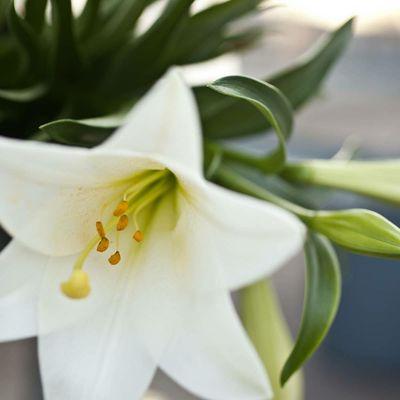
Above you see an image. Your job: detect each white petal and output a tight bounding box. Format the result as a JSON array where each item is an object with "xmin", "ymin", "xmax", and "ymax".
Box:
[
  {"xmin": 0, "ymin": 240, "xmax": 44, "ymax": 342},
  {"xmin": 39, "ymin": 303, "xmax": 157, "ymax": 400},
  {"xmin": 160, "ymin": 290, "xmax": 272, "ymax": 400},
  {"xmin": 0, "ymin": 240, "xmax": 46, "ymax": 296},
  {"xmin": 155, "ymin": 193, "xmax": 271, "ymax": 399},
  {"xmin": 39, "ymin": 245, "xmax": 132, "ymax": 334},
  {"xmin": 38, "ymin": 195, "xmax": 191, "ymax": 400},
  {"xmin": 0, "ymin": 283, "xmax": 38, "ymax": 342},
  {"xmin": 100, "ymin": 68, "xmax": 203, "ymax": 175},
  {"xmin": 0, "ymin": 138, "xmax": 167, "ymax": 255},
  {"xmin": 194, "ymin": 183, "xmax": 305, "ymax": 290}
]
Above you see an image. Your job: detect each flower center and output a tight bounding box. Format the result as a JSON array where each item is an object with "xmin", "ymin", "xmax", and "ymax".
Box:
[{"xmin": 61, "ymin": 169, "xmax": 176, "ymax": 299}]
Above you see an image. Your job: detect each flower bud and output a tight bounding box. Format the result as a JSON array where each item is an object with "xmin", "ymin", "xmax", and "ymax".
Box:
[
  {"xmin": 282, "ymin": 160, "xmax": 400, "ymax": 206},
  {"xmin": 309, "ymin": 209, "xmax": 400, "ymax": 257}
]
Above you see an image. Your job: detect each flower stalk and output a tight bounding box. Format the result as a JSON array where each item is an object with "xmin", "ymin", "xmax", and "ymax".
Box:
[{"xmin": 281, "ymin": 160, "xmax": 400, "ymax": 206}]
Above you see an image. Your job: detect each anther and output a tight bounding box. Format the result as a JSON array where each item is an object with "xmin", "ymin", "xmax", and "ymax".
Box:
[
  {"xmin": 61, "ymin": 271, "xmax": 91, "ymax": 299},
  {"xmin": 113, "ymin": 201, "xmax": 128, "ymax": 217},
  {"xmin": 96, "ymin": 221, "xmax": 106, "ymax": 238},
  {"xmin": 117, "ymin": 215, "xmax": 129, "ymax": 231},
  {"xmin": 133, "ymin": 230, "xmax": 144, "ymax": 243},
  {"xmin": 108, "ymin": 251, "xmax": 121, "ymax": 265},
  {"xmin": 97, "ymin": 237, "xmax": 109, "ymax": 252}
]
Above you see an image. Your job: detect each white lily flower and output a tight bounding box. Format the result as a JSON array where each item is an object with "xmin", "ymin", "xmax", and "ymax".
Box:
[{"xmin": 0, "ymin": 69, "xmax": 304, "ymax": 400}]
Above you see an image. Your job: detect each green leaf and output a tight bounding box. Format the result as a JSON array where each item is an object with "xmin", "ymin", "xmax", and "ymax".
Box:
[
  {"xmin": 107, "ymin": 0, "xmax": 195, "ymax": 94},
  {"xmin": 84, "ymin": 0, "xmax": 149, "ymax": 54},
  {"xmin": 208, "ymin": 75, "xmax": 292, "ymax": 173},
  {"xmin": 0, "ymin": 0, "xmax": 9, "ymax": 24},
  {"xmin": 163, "ymin": 0, "xmax": 262, "ymax": 64},
  {"xmin": 25, "ymin": 0, "xmax": 47, "ymax": 32},
  {"xmin": 199, "ymin": 18, "xmax": 354, "ymax": 139},
  {"xmin": 271, "ymin": 18, "xmax": 354, "ymax": 109},
  {"xmin": 183, "ymin": 26, "xmax": 263, "ymax": 64},
  {"xmin": 0, "ymin": 84, "xmax": 46, "ymax": 102},
  {"xmin": 0, "ymin": 36, "xmax": 26, "ymax": 87},
  {"xmin": 241, "ymin": 280, "xmax": 304, "ymax": 400},
  {"xmin": 281, "ymin": 232, "xmax": 341, "ymax": 386},
  {"xmin": 39, "ymin": 114, "xmax": 124, "ymax": 146},
  {"xmin": 50, "ymin": 0, "xmax": 82, "ymax": 82},
  {"xmin": 7, "ymin": 1, "xmax": 44, "ymax": 76},
  {"xmin": 77, "ymin": 0, "xmax": 102, "ymax": 39},
  {"xmin": 309, "ymin": 209, "xmax": 400, "ymax": 258}
]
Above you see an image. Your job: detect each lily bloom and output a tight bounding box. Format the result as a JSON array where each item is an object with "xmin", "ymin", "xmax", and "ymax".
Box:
[{"xmin": 0, "ymin": 70, "xmax": 304, "ymax": 400}]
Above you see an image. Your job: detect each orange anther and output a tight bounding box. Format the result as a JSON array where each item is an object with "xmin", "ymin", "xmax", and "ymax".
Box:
[
  {"xmin": 117, "ymin": 215, "xmax": 129, "ymax": 231},
  {"xmin": 97, "ymin": 237, "xmax": 109, "ymax": 252},
  {"xmin": 133, "ymin": 230, "xmax": 144, "ymax": 243},
  {"xmin": 108, "ymin": 251, "xmax": 121, "ymax": 265},
  {"xmin": 113, "ymin": 201, "xmax": 128, "ymax": 217},
  {"xmin": 96, "ymin": 221, "xmax": 106, "ymax": 238}
]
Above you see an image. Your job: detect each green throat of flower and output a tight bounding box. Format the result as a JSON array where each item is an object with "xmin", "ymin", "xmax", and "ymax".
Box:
[{"xmin": 61, "ymin": 169, "xmax": 177, "ymax": 300}]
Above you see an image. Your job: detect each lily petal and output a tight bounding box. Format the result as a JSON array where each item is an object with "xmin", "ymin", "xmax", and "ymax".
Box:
[
  {"xmin": 39, "ymin": 303, "xmax": 157, "ymax": 400},
  {"xmin": 160, "ymin": 289, "xmax": 272, "ymax": 400},
  {"xmin": 0, "ymin": 139, "xmax": 167, "ymax": 256},
  {"xmin": 100, "ymin": 69, "xmax": 203, "ymax": 175},
  {"xmin": 0, "ymin": 240, "xmax": 46, "ymax": 296},
  {"xmin": 0, "ymin": 283, "xmax": 38, "ymax": 341},
  {"xmin": 196, "ymin": 183, "xmax": 305, "ymax": 290},
  {"xmin": 38, "ymin": 195, "xmax": 195, "ymax": 399}
]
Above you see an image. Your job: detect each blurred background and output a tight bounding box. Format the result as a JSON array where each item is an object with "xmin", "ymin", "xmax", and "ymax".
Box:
[{"xmin": 0, "ymin": 0, "xmax": 399, "ymax": 399}]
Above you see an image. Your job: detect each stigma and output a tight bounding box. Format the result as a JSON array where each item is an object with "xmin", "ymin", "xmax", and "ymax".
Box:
[{"xmin": 61, "ymin": 169, "xmax": 176, "ymax": 299}]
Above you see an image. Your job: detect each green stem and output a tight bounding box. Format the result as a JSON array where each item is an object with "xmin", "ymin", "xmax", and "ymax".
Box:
[
  {"xmin": 206, "ymin": 140, "xmax": 282, "ymax": 174},
  {"xmin": 214, "ymin": 163, "xmax": 315, "ymax": 222}
]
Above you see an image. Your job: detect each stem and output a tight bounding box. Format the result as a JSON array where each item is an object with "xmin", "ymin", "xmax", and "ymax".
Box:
[
  {"xmin": 214, "ymin": 163, "xmax": 315, "ymax": 222},
  {"xmin": 205, "ymin": 140, "xmax": 282, "ymax": 174}
]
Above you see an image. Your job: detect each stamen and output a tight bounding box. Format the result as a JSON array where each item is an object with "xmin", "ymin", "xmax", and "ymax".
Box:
[
  {"xmin": 61, "ymin": 271, "xmax": 91, "ymax": 299},
  {"xmin": 133, "ymin": 230, "xmax": 144, "ymax": 242},
  {"xmin": 113, "ymin": 201, "xmax": 128, "ymax": 217},
  {"xmin": 97, "ymin": 237, "xmax": 109, "ymax": 252},
  {"xmin": 108, "ymin": 251, "xmax": 121, "ymax": 265},
  {"xmin": 117, "ymin": 215, "xmax": 129, "ymax": 231},
  {"xmin": 96, "ymin": 221, "xmax": 106, "ymax": 238}
]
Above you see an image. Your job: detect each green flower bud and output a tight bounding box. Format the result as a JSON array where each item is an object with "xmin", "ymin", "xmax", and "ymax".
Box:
[
  {"xmin": 282, "ymin": 160, "xmax": 400, "ymax": 205},
  {"xmin": 309, "ymin": 209, "xmax": 400, "ymax": 258}
]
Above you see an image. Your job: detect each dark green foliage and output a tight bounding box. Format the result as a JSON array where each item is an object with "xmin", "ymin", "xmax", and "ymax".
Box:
[{"xmin": 0, "ymin": 0, "xmax": 263, "ymax": 139}]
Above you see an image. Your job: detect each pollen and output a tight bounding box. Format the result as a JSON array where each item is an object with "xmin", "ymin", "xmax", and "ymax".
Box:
[
  {"xmin": 113, "ymin": 201, "xmax": 128, "ymax": 217},
  {"xmin": 61, "ymin": 271, "xmax": 91, "ymax": 299},
  {"xmin": 96, "ymin": 221, "xmax": 106, "ymax": 238},
  {"xmin": 133, "ymin": 230, "xmax": 144, "ymax": 243},
  {"xmin": 97, "ymin": 237, "xmax": 109, "ymax": 252},
  {"xmin": 108, "ymin": 251, "xmax": 121, "ymax": 265},
  {"xmin": 117, "ymin": 215, "xmax": 129, "ymax": 231}
]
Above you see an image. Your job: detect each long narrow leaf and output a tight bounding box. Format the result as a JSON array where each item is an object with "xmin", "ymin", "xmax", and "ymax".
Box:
[
  {"xmin": 208, "ymin": 75, "xmax": 292, "ymax": 173},
  {"xmin": 107, "ymin": 0, "xmax": 195, "ymax": 94},
  {"xmin": 0, "ymin": 84, "xmax": 46, "ymax": 102},
  {"xmin": 7, "ymin": 1, "xmax": 43, "ymax": 76},
  {"xmin": 50, "ymin": 0, "xmax": 81, "ymax": 82},
  {"xmin": 163, "ymin": 0, "xmax": 262, "ymax": 64},
  {"xmin": 281, "ymin": 232, "xmax": 341, "ymax": 385},
  {"xmin": 84, "ymin": 0, "xmax": 149, "ymax": 54},
  {"xmin": 198, "ymin": 18, "xmax": 354, "ymax": 139},
  {"xmin": 25, "ymin": 0, "xmax": 47, "ymax": 32},
  {"xmin": 77, "ymin": 0, "xmax": 102, "ymax": 39},
  {"xmin": 40, "ymin": 114, "xmax": 125, "ymax": 146}
]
